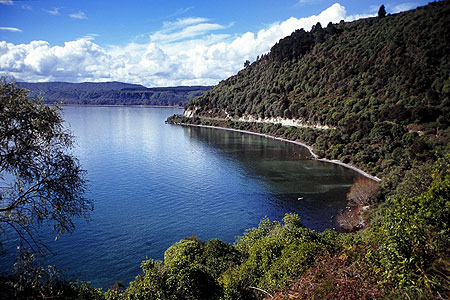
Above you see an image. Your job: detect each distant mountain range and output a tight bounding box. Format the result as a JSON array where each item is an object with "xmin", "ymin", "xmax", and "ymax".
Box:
[{"xmin": 17, "ymin": 81, "xmax": 211, "ymax": 106}]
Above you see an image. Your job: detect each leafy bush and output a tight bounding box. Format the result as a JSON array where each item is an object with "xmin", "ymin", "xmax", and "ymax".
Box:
[
  {"xmin": 375, "ymin": 157, "xmax": 450, "ymax": 297},
  {"xmin": 221, "ymin": 214, "xmax": 333, "ymax": 299}
]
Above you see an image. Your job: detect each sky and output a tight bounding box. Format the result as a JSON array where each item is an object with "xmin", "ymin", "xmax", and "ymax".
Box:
[{"xmin": 0, "ymin": 0, "xmax": 431, "ymax": 87}]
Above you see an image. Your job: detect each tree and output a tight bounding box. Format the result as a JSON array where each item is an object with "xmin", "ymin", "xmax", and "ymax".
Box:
[
  {"xmin": 0, "ymin": 77, "xmax": 92, "ymax": 253},
  {"xmin": 378, "ymin": 5, "xmax": 386, "ymax": 18},
  {"xmin": 346, "ymin": 177, "xmax": 379, "ymax": 206},
  {"xmin": 244, "ymin": 60, "xmax": 250, "ymax": 68},
  {"xmin": 337, "ymin": 178, "xmax": 380, "ymax": 231}
]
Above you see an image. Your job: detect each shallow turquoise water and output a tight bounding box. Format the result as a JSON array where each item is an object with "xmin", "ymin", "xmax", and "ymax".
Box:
[{"xmin": 1, "ymin": 106, "xmax": 360, "ymax": 288}]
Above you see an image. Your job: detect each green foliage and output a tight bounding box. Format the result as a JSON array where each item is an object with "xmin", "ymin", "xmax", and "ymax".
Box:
[
  {"xmin": 0, "ymin": 252, "xmax": 106, "ymax": 300},
  {"xmin": 204, "ymin": 239, "xmax": 241, "ymax": 278},
  {"xmin": 234, "ymin": 217, "xmax": 280, "ymax": 254},
  {"xmin": 0, "ymin": 77, "xmax": 92, "ymax": 253},
  {"xmin": 221, "ymin": 214, "xmax": 333, "ymax": 299},
  {"xmin": 124, "ymin": 259, "xmax": 168, "ymax": 300},
  {"xmin": 70, "ymin": 281, "xmax": 106, "ymax": 300},
  {"xmin": 265, "ymin": 156, "xmax": 449, "ymax": 299},
  {"xmin": 375, "ymin": 157, "xmax": 450, "ymax": 297},
  {"xmin": 164, "ymin": 239, "xmax": 220, "ymax": 300},
  {"xmin": 164, "ymin": 239, "xmax": 205, "ymax": 272},
  {"xmin": 94, "ymin": 214, "xmax": 340, "ymax": 300},
  {"xmin": 124, "ymin": 236, "xmax": 239, "ymax": 300}
]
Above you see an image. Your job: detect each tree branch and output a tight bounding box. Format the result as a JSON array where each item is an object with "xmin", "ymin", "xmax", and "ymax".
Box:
[{"xmin": 249, "ymin": 286, "xmax": 273, "ymax": 298}]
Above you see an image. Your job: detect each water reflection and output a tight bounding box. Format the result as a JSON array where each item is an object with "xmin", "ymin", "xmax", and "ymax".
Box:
[{"xmin": 183, "ymin": 126, "xmax": 361, "ymax": 230}]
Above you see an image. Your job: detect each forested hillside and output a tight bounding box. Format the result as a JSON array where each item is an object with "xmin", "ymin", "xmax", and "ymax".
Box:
[
  {"xmin": 17, "ymin": 81, "xmax": 211, "ymax": 106},
  {"xmin": 163, "ymin": 3, "xmax": 450, "ymax": 298},
  {"xmin": 174, "ymin": 0, "xmax": 450, "ymax": 182}
]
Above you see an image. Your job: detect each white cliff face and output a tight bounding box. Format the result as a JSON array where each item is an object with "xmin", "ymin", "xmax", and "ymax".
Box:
[
  {"xmin": 236, "ymin": 114, "xmax": 333, "ymax": 130},
  {"xmin": 183, "ymin": 106, "xmax": 200, "ymax": 118},
  {"xmin": 182, "ymin": 109, "xmax": 333, "ymax": 130},
  {"xmin": 184, "ymin": 110, "xmax": 194, "ymax": 117}
]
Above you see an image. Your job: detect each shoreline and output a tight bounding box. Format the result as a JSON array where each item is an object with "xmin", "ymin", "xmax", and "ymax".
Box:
[
  {"xmin": 60, "ymin": 104, "xmax": 185, "ymax": 108},
  {"xmin": 175, "ymin": 122, "xmax": 382, "ymax": 182}
]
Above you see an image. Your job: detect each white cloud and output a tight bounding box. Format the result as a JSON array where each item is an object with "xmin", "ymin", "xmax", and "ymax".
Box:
[
  {"xmin": 0, "ymin": 39, "xmax": 112, "ymax": 81},
  {"xmin": 390, "ymin": 3, "xmax": 418, "ymax": 13},
  {"xmin": 69, "ymin": 11, "xmax": 87, "ymax": 19},
  {"xmin": 296, "ymin": 0, "xmax": 316, "ymax": 5},
  {"xmin": 83, "ymin": 33, "xmax": 100, "ymax": 41},
  {"xmin": 164, "ymin": 7, "xmax": 194, "ymax": 19},
  {"xmin": 0, "ymin": 0, "xmax": 13, "ymax": 5},
  {"xmin": 0, "ymin": 27, "xmax": 22, "ymax": 32},
  {"xmin": 345, "ymin": 12, "xmax": 376, "ymax": 21},
  {"xmin": 150, "ymin": 17, "xmax": 230, "ymax": 44},
  {"xmin": 0, "ymin": 3, "xmax": 389, "ymax": 87},
  {"xmin": 44, "ymin": 8, "xmax": 60, "ymax": 16},
  {"xmin": 163, "ymin": 17, "xmax": 210, "ymax": 29}
]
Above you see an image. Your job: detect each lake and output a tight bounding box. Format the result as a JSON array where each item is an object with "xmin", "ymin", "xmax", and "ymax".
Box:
[{"xmin": 1, "ymin": 106, "xmax": 361, "ymax": 288}]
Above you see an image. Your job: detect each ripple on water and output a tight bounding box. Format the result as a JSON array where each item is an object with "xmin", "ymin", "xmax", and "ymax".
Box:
[{"xmin": 1, "ymin": 107, "xmax": 360, "ymax": 288}]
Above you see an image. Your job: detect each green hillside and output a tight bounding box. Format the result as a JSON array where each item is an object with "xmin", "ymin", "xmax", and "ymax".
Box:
[
  {"xmin": 165, "ymin": 2, "xmax": 450, "ymax": 298},
  {"xmin": 17, "ymin": 81, "xmax": 211, "ymax": 106},
  {"xmin": 171, "ymin": 0, "xmax": 450, "ymax": 183}
]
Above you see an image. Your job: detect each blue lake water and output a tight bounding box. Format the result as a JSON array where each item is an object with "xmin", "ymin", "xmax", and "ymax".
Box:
[{"xmin": 1, "ymin": 106, "xmax": 360, "ymax": 288}]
